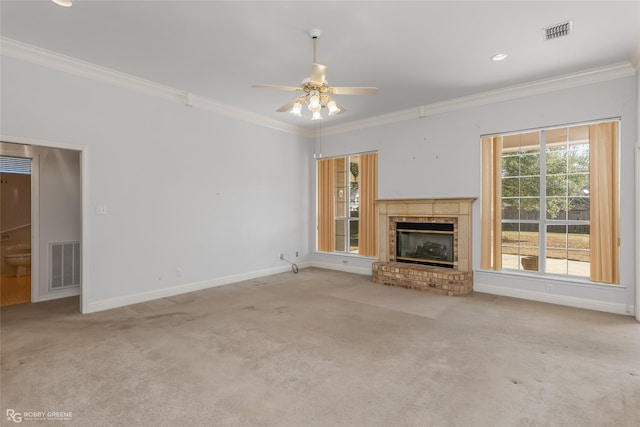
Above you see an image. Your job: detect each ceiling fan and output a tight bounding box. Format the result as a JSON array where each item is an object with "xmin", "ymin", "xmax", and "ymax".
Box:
[{"xmin": 252, "ymin": 29, "xmax": 378, "ymax": 120}]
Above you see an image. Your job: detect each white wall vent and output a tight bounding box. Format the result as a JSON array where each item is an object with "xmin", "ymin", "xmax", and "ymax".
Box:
[
  {"xmin": 543, "ymin": 20, "xmax": 573, "ymax": 40},
  {"xmin": 50, "ymin": 241, "xmax": 81, "ymax": 289}
]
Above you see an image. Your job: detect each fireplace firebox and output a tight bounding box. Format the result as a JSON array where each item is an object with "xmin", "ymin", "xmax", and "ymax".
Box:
[{"xmin": 396, "ymin": 222, "xmax": 454, "ymax": 268}]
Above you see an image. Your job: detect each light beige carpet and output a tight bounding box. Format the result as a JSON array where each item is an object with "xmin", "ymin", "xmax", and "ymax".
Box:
[{"xmin": 1, "ymin": 268, "xmax": 639, "ymax": 426}]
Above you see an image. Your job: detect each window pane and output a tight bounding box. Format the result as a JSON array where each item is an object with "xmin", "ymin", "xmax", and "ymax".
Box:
[
  {"xmin": 568, "ymin": 147, "xmax": 589, "ymax": 173},
  {"xmin": 520, "ymin": 197, "xmax": 539, "ymax": 220},
  {"xmin": 568, "ymin": 173, "xmax": 589, "ymax": 197},
  {"xmin": 502, "ymin": 177, "xmax": 519, "ymax": 198},
  {"xmin": 502, "ymin": 198, "xmax": 519, "ymax": 219},
  {"xmin": 545, "ymin": 224, "xmax": 589, "ymax": 277},
  {"xmin": 501, "ymin": 222, "xmax": 519, "ymax": 244},
  {"xmin": 546, "ymin": 175, "xmax": 567, "ymax": 196},
  {"xmin": 546, "ymin": 252, "xmax": 568, "ymax": 275},
  {"xmin": 502, "ymin": 156, "xmax": 520, "ymax": 177},
  {"xmin": 546, "ymin": 148, "xmax": 567, "ymax": 175},
  {"xmin": 568, "ymin": 196, "xmax": 589, "ymax": 220},
  {"xmin": 349, "ymin": 156, "xmax": 359, "ymax": 220},
  {"xmin": 335, "ymin": 158, "xmax": 347, "ymax": 217},
  {"xmin": 349, "ymin": 219, "xmax": 359, "ymax": 253},
  {"xmin": 520, "ymin": 153, "xmax": 540, "ymax": 176},
  {"xmin": 501, "ymin": 223, "xmax": 539, "ymax": 272},
  {"xmin": 520, "ymin": 176, "xmax": 540, "ymax": 196},
  {"xmin": 568, "ymin": 224, "xmax": 589, "ymax": 250},
  {"xmin": 567, "ymin": 250, "xmax": 590, "ymax": 276},
  {"xmin": 546, "ymin": 223, "xmax": 567, "ymax": 274},
  {"xmin": 335, "ymin": 219, "xmax": 346, "ymax": 252},
  {"xmin": 546, "ymin": 224, "xmax": 566, "ymax": 249},
  {"xmin": 546, "ymin": 197, "xmax": 567, "ymax": 220}
]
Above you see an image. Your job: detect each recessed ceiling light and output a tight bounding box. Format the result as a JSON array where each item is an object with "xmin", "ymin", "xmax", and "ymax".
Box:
[
  {"xmin": 52, "ymin": 0, "xmax": 73, "ymax": 7},
  {"xmin": 491, "ymin": 53, "xmax": 508, "ymax": 62}
]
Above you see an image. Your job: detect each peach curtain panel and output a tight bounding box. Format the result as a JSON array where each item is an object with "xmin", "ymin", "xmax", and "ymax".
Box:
[
  {"xmin": 589, "ymin": 122, "xmax": 620, "ymax": 283},
  {"xmin": 317, "ymin": 158, "xmax": 335, "ymax": 252},
  {"xmin": 480, "ymin": 136, "xmax": 503, "ymax": 270},
  {"xmin": 359, "ymin": 153, "xmax": 378, "ymax": 257}
]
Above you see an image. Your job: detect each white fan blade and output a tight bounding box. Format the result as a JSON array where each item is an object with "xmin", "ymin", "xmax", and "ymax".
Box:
[
  {"xmin": 329, "ymin": 87, "xmax": 378, "ymax": 95},
  {"xmin": 252, "ymin": 84, "xmax": 303, "ymax": 92},
  {"xmin": 276, "ymin": 99, "xmax": 299, "ymax": 112},
  {"xmin": 310, "ymin": 63, "xmax": 328, "ymax": 85}
]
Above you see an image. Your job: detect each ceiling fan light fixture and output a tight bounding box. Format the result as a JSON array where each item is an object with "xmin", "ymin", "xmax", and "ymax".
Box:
[
  {"xmin": 308, "ymin": 91, "xmax": 321, "ymax": 110},
  {"xmin": 327, "ymin": 99, "xmax": 340, "ymax": 116},
  {"xmin": 289, "ymin": 101, "xmax": 302, "ymax": 117},
  {"xmin": 52, "ymin": 0, "xmax": 73, "ymax": 7},
  {"xmin": 312, "ymin": 110, "xmax": 323, "ymax": 120}
]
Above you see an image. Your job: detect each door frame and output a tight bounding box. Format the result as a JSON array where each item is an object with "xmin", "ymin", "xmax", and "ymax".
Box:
[{"xmin": 0, "ymin": 136, "xmax": 88, "ymax": 312}]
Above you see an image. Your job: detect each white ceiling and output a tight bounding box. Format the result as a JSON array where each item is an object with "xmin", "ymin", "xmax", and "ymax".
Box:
[{"xmin": 1, "ymin": 1, "xmax": 639, "ymax": 131}]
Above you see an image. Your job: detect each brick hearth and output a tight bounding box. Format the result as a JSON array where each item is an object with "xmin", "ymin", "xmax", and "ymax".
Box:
[
  {"xmin": 372, "ymin": 262, "xmax": 473, "ymax": 296},
  {"xmin": 373, "ymin": 198, "xmax": 476, "ymax": 296}
]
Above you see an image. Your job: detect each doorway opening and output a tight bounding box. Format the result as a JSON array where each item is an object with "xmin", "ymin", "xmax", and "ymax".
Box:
[{"xmin": 0, "ymin": 140, "xmax": 84, "ymax": 310}]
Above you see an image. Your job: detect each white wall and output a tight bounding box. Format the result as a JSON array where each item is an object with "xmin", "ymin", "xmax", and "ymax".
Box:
[
  {"xmin": 1, "ymin": 56, "xmax": 310, "ymax": 313},
  {"xmin": 310, "ymin": 76, "xmax": 637, "ymax": 316}
]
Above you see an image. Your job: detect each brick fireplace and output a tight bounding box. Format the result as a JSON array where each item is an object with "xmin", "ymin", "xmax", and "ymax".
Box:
[{"xmin": 372, "ymin": 198, "xmax": 476, "ymax": 296}]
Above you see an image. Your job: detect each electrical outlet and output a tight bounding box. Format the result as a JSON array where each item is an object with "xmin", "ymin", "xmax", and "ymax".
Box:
[
  {"xmin": 96, "ymin": 205, "xmax": 108, "ymax": 215},
  {"xmin": 546, "ymin": 284, "xmax": 553, "ymax": 292},
  {"xmin": 176, "ymin": 267, "xmax": 182, "ymax": 277},
  {"xmin": 279, "ymin": 253, "xmax": 284, "ymax": 260},
  {"xmin": 296, "ymin": 251, "xmax": 299, "ymax": 257}
]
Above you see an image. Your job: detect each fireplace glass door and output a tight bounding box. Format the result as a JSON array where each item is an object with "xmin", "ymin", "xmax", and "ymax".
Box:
[{"xmin": 396, "ymin": 222, "xmax": 454, "ymax": 268}]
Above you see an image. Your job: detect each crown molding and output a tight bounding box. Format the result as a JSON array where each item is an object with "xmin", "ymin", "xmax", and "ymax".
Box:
[
  {"xmin": 2, "ymin": 37, "xmax": 634, "ymax": 139},
  {"xmin": 0, "ymin": 37, "xmax": 302, "ymax": 136},
  {"xmin": 321, "ymin": 62, "xmax": 636, "ymax": 136}
]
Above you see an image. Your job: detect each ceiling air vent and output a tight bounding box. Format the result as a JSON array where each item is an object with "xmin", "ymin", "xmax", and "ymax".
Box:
[{"xmin": 543, "ymin": 20, "xmax": 573, "ymax": 40}]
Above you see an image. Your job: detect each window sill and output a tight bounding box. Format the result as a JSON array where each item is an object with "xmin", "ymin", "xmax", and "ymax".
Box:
[
  {"xmin": 313, "ymin": 251, "xmax": 378, "ymax": 261},
  {"xmin": 475, "ymin": 268, "xmax": 626, "ymax": 291}
]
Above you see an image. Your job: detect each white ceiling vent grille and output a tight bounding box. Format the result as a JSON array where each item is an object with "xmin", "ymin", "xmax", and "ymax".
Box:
[{"xmin": 543, "ymin": 20, "xmax": 573, "ymax": 40}]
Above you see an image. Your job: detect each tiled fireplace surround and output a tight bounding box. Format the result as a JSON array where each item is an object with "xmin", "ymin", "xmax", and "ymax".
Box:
[{"xmin": 372, "ymin": 198, "xmax": 475, "ymax": 296}]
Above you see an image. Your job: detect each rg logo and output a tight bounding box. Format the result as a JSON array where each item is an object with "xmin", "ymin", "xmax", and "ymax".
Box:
[{"xmin": 6, "ymin": 409, "xmax": 22, "ymax": 423}]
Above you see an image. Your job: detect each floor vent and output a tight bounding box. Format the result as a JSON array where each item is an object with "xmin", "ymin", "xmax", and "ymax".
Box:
[
  {"xmin": 543, "ymin": 20, "xmax": 573, "ymax": 40},
  {"xmin": 50, "ymin": 242, "xmax": 81, "ymax": 289}
]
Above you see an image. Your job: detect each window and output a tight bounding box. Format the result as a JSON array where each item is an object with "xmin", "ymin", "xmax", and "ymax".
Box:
[
  {"xmin": 0, "ymin": 156, "xmax": 31, "ymax": 175},
  {"xmin": 317, "ymin": 152, "xmax": 378, "ymax": 256},
  {"xmin": 481, "ymin": 121, "xmax": 619, "ymax": 283}
]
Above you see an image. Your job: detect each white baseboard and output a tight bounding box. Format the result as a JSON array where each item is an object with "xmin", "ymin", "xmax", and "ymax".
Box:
[
  {"xmin": 82, "ymin": 263, "xmax": 310, "ymax": 314},
  {"xmin": 474, "ymin": 282, "xmax": 634, "ymax": 316},
  {"xmin": 310, "ymin": 261, "xmax": 373, "ymax": 276}
]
